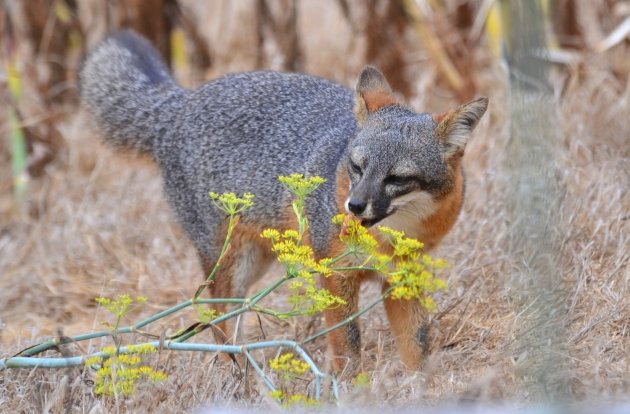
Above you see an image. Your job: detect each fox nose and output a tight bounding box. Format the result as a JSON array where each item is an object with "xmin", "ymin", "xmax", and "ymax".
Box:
[{"xmin": 347, "ymin": 199, "xmax": 367, "ymax": 215}]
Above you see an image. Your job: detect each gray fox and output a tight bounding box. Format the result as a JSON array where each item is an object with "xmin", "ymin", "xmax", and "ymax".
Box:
[{"xmin": 79, "ymin": 31, "xmax": 488, "ymax": 374}]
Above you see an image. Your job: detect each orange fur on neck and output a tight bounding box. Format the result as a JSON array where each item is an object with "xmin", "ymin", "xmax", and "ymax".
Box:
[{"xmin": 419, "ymin": 158, "xmax": 464, "ymax": 250}]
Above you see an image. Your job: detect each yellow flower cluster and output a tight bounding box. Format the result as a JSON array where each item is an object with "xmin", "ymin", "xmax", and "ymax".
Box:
[
  {"xmin": 388, "ymin": 262, "xmax": 447, "ymax": 309},
  {"xmin": 261, "ymin": 228, "xmax": 345, "ymax": 316},
  {"xmin": 333, "ymin": 214, "xmax": 379, "ymax": 255},
  {"xmin": 278, "ymin": 174, "xmax": 326, "ymax": 198},
  {"xmin": 330, "ymin": 214, "xmax": 449, "ymax": 311},
  {"xmin": 278, "ymin": 174, "xmax": 327, "ymax": 238},
  {"xmin": 379, "ymin": 226, "xmax": 424, "ymax": 257},
  {"xmin": 379, "ymin": 226, "xmax": 448, "ymax": 310},
  {"xmin": 95, "ymin": 294, "xmax": 147, "ymax": 319},
  {"xmin": 85, "ymin": 344, "xmax": 167, "ymax": 397},
  {"xmin": 268, "ymin": 353, "xmax": 318, "ymax": 406},
  {"xmin": 208, "ymin": 192, "xmax": 254, "ymax": 215},
  {"xmin": 352, "ymin": 371, "xmax": 371, "ymax": 388},
  {"xmin": 269, "ymin": 352, "xmax": 310, "ymax": 377},
  {"xmin": 195, "ymin": 306, "xmax": 222, "ymax": 324},
  {"xmin": 270, "ymin": 390, "xmax": 319, "ymax": 407},
  {"xmin": 264, "ymin": 230, "xmax": 330, "ymax": 275}
]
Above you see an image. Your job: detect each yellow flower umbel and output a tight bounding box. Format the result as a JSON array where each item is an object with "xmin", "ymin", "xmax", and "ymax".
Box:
[
  {"xmin": 195, "ymin": 191, "xmax": 256, "ymax": 299},
  {"xmin": 85, "ymin": 344, "xmax": 167, "ymax": 398},
  {"xmin": 208, "ymin": 192, "xmax": 254, "ymax": 215},
  {"xmin": 195, "ymin": 306, "xmax": 223, "ymax": 323},
  {"xmin": 95, "ymin": 294, "xmax": 147, "ymax": 326},
  {"xmin": 269, "ymin": 353, "xmax": 317, "ymax": 407},
  {"xmin": 333, "ymin": 213, "xmax": 380, "ymax": 256},
  {"xmin": 376, "ymin": 227, "xmax": 447, "ymax": 310},
  {"xmin": 95, "ymin": 294, "xmax": 148, "ymax": 340},
  {"xmin": 278, "ymin": 173, "xmax": 325, "ymax": 237},
  {"xmin": 261, "ymin": 175, "xmax": 346, "ymax": 317},
  {"xmin": 331, "ymin": 214, "xmax": 448, "ymax": 311},
  {"xmin": 261, "ymin": 227, "xmax": 345, "ymax": 316},
  {"xmin": 264, "ymin": 174, "xmax": 448, "ymax": 316},
  {"xmin": 88, "ymin": 295, "xmax": 166, "ymax": 397}
]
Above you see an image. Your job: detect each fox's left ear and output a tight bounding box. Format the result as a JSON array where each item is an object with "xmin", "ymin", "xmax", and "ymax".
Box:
[
  {"xmin": 434, "ymin": 97, "xmax": 488, "ymax": 158},
  {"xmin": 354, "ymin": 66, "xmax": 399, "ymax": 127}
]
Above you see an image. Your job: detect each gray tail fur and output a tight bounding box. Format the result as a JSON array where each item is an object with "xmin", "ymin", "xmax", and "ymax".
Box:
[{"xmin": 78, "ymin": 30, "xmax": 185, "ymax": 155}]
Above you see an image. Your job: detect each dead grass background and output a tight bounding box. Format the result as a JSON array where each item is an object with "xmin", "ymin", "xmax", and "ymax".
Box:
[{"xmin": 1, "ymin": 1, "xmax": 629, "ymax": 412}]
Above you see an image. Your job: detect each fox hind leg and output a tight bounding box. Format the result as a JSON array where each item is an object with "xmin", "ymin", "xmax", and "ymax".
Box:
[{"xmin": 198, "ymin": 238, "xmax": 272, "ymax": 344}]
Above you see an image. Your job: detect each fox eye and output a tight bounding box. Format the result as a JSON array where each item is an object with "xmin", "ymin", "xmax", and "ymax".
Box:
[
  {"xmin": 349, "ymin": 161, "xmax": 362, "ymax": 176},
  {"xmin": 385, "ymin": 175, "xmax": 415, "ymax": 186}
]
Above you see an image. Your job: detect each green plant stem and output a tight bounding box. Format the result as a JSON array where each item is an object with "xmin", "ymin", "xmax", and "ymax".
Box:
[
  {"xmin": 302, "ymin": 288, "xmax": 393, "ymax": 344},
  {"xmin": 172, "ymin": 278, "xmax": 288, "ymax": 343},
  {"xmin": 171, "ymin": 306, "xmax": 248, "ymax": 343},
  {"xmin": 251, "ymin": 306, "xmax": 302, "ymax": 319},
  {"xmin": 16, "ymin": 298, "xmax": 246, "ymax": 357},
  {"xmin": 249, "ymin": 276, "xmax": 288, "ymax": 305},
  {"xmin": 244, "ymin": 350, "xmax": 277, "ymax": 392},
  {"xmin": 330, "ymin": 266, "xmax": 380, "ymax": 272},
  {"xmin": 8, "ymin": 109, "xmax": 28, "ymax": 210},
  {"xmin": 2, "ymin": 338, "xmax": 330, "ymax": 395},
  {"xmin": 293, "ymin": 199, "xmax": 306, "ymax": 241},
  {"xmin": 2, "ymin": 339, "xmax": 333, "ymax": 400},
  {"xmin": 327, "ymin": 250, "xmax": 354, "ymax": 265},
  {"xmin": 194, "ymin": 214, "xmax": 238, "ymax": 299}
]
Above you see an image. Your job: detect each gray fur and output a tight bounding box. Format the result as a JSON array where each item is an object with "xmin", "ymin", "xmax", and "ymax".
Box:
[
  {"xmin": 79, "ymin": 31, "xmax": 186, "ymax": 154},
  {"xmin": 356, "ymin": 65, "xmax": 392, "ymax": 94},
  {"xmin": 346, "ymin": 107, "xmax": 451, "ymax": 224},
  {"xmin": 79, "ymin": 31, "xmax": 485, "ymax": 267}
]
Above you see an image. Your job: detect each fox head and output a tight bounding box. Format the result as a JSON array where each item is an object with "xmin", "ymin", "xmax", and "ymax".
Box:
[{"xmin": 345, "ymin": 66, "xmax": 488, "ymax": 229}]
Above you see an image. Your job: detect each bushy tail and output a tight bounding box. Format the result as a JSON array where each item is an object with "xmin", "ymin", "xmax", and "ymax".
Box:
[{"xmin": 79, "ymin": 31, "xmax": 186, "ymax": 155}]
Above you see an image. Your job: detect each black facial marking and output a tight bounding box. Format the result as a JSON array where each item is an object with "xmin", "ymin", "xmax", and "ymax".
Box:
[
  {"xmin": 350, "ymin": 162, "xmax": 362, "ymax": 175},
  {"xmin": 384, "ymin": 175, "xmax": 416, "ymax": 187}
]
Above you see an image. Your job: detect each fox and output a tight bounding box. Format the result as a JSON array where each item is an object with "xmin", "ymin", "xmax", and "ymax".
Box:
[{"xmin": 79, "ymin": 31, "xmax": 488, "ymax": 375}]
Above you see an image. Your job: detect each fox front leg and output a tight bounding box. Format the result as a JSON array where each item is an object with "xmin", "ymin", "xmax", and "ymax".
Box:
[
  {"xmin": 382, "ymin": 282, "xmax": 428, "ymax": 370},
  {"xmin": 320, "ymin": 273, "xmax": 362, "ymax": 376}
]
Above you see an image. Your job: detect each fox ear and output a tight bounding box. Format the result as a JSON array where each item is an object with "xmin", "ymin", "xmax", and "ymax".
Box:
[
  {"xmin": 434, "ymin": 97, "xmax": 488, "ymax": 158},
  {"xmin": 354, "ymin": 66, "xmax": 398, "ymax": 126}
]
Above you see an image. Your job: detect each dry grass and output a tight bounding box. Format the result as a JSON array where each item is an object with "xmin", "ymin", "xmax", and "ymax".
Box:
[{"xmin": 1, "ymin": 44, "xmax": 629, "ymax": 414}]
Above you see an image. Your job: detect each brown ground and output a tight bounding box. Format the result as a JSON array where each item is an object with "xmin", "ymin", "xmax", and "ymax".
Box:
[{"xmin": 1, "ymin": 48, "xmax": 629, "ymax": 413}]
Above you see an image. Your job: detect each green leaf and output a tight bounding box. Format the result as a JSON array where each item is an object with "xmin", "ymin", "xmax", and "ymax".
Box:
[{"xmin": 8, "ymin": 109, "xmax": 28, "ymax": 202}]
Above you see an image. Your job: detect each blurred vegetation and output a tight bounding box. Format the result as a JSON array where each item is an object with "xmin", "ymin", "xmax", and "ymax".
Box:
[{"xmin": 1, "ymin": 0, "xmax": 629, "ymax": 211}]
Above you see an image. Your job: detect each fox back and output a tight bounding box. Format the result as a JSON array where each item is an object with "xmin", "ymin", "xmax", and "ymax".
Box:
[{"xmin": 79, "ymin": 31, "xmax": 487, "ymax": 374}]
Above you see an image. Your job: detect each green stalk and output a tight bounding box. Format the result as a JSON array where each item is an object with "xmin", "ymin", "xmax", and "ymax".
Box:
[
  {"xmin": 8, "ymin": 109, "xmax": 28, "ymax": 210},
  {"xmin": 3, "ymin": 339, "xmax": 337, "ymax": 399},
  {"xmin": 302, "ymin": 288, "xmax": 393, "ymax": 344},
  {"xmin": 17, "ymin": 298, "xmax": 246, "ymax": 356},
  {"xmin": 330, "ymin": 266, "xmax": 380, "ymax": 272},
  {"xmin": 244, "ymin": 350, "xmax": 277, "ymax": 392},
  {"xmin": 251, "ymin": 306, "xmax": 303, "ymax": 319},
  {"xmin": 293, "ymin": 198, "xmax": 306, "ymax": 242},
  {"xmin": 194, "ymin": 215, "xmax": 238, "ymax": 299},
  {"xmin": 173, "ymin": 279, "xmax": 288, "ymax": 343},
  {"xmin": 249, "ymin": 276, "xmax": 288, "ymax": 305},
  {"xmin": 327, "ymin": 250, "xmax": 355, "ymax": 265},
  {"xmin": 170, "ymin": 305, "xmax": 250, "ymax": 343}
]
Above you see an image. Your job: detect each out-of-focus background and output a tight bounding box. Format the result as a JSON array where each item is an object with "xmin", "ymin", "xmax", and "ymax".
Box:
[{"xmin": 1, "ymin": 0, "xmax": 629, "ymax": 412}]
